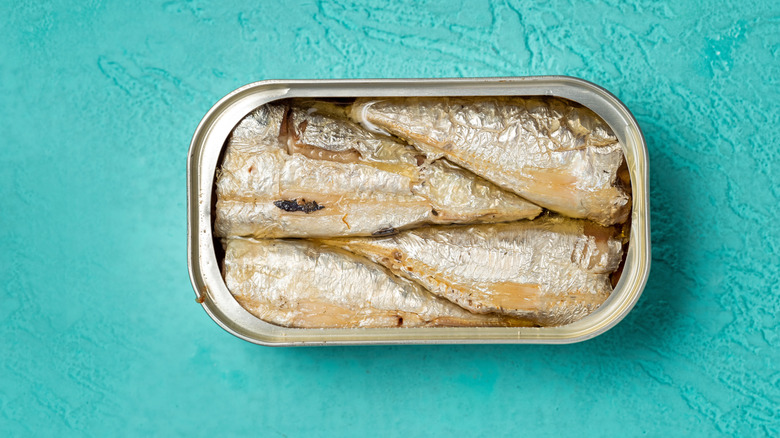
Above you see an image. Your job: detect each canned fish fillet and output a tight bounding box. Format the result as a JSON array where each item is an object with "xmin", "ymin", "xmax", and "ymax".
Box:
[{"xmin": 187, "ymin": 77, "xmax": 650, "ymax": 345}]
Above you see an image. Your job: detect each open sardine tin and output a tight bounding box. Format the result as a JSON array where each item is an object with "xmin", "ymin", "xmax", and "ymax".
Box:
[{"xmin": 187, "ymin": 77, "xmax": 650, "ymax": 346}]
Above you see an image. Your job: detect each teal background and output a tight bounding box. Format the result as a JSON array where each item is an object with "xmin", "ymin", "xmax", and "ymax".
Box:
[{"xmin": 2, "ymin": 0, "xmax": 778, "ymax": 436}]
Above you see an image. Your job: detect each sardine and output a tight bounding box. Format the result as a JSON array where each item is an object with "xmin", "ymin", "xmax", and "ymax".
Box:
[
  {"xmin": 214, "ymin": 102, "xmax": 541, "ymax": 238},
  {"xmin": 351, "ymin": 97, "xmax": 631, "ymax": 226},
  {"xmin": 223, "ymin": 238, "xmax": 533, "ymax": 328},
  {"xmin": 319, "ymin": 216, "xmax": 623, "ymax": 326}
]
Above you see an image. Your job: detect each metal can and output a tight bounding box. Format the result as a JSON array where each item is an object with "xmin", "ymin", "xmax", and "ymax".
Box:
[{"xmin": 187, "ymin": 76, "xmax": 651, "ymax": 345}]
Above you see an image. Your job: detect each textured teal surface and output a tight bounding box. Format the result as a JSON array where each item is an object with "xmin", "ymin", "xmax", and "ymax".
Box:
[{"xmin": 2, "ymin": 1, "xmax": 779, "ymax": 436}]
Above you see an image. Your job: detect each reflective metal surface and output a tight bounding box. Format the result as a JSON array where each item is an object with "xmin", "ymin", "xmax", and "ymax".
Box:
[{"xmin": 187, "ymin": 76, "xmax": 651, "ymax": 346}]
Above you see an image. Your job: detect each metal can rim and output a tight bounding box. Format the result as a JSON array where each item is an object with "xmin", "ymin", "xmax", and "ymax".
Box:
[{"xmin": 187, "ymin": 76, "xmax": 651, "ymax": 346}]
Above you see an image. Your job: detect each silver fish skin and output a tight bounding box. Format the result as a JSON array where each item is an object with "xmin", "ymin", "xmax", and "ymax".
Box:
[
  {"xmin": 320, "ymin": 216, "xmax": 623, "ymax": 326},
  {"xmin": 214, "ymin": 102, "xmax": 541, "ymax": 238},
  {"xmin": 223, "ymin": 238, "xmax": 532, "ymax": 328},
  {"xmin": 351, "ymin": 97, "xmax": 631, "ymax": 226}
]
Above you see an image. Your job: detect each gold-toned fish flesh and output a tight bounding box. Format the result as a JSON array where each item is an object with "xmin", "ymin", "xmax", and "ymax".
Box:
[
  {"xmin": 223, "ymin": 238, "xmax": 533, "ymax": 328},
  {"xmin": 351, "ymin": 97, "xmax": 631, "ymax": 226},
  {"xmin": 214, "ymin": 102, "xmax": 541, "ymax": 238},
  {"xmin": 320, "ymin": 216, "xmax": 623, "ymax": 326}
]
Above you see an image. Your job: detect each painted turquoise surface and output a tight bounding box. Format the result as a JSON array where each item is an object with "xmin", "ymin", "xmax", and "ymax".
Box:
[{"xmin": 1, "ymin": 0, "xmax": 778, "ymax": 436}]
